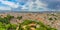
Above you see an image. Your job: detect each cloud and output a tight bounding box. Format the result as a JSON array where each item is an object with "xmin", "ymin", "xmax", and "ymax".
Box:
[
  {"xmin": 1, "ymin": 1, "xmax": 19, "ymax": 8},
  {"xmin": 1, "ymin": 0, "xmax": 59, "ymax": 11},
  {"xmin": 0, "ymin": 0, "xmax": 20, "ymax": 10},
  {"xmin": 0, "ymin": 0, "xmax": 19, "ymax": 8},
  {"xmin": 0, "ymin": 6, "xmax": 11, "ymax": 10},
  {"xmin": 17, "ymin": 0, "xmax": 28, "ymax": 5},
  {"xmin": 25, "ymin": 0, "xmax": 48, "ymax": 11},
  {"xmin": 40, "ymin": 0, "xmax": 60, "ymax": 10}
]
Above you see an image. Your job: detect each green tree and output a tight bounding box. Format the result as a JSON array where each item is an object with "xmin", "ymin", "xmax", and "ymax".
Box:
[{"xmin": 17, "ymin": 16, "xmax": 22, "ymax": 20}]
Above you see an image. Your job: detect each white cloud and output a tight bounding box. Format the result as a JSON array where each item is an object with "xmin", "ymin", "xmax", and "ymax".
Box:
[
  {"xmin": 24, "ymin": 0, "xmax": 48, "ymax": 11},
  {"xmin": 0, "ymin": 0, "xmax": 19, "ymax": 8},
  {"xmin": 0, "ymin": 6, "xmax": 11, "ymax": 10}
]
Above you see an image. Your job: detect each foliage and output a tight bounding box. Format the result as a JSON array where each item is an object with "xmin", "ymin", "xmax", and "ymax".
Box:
[
  {"xmin": 0, "ymin": 14, "xmax": 57, "ymax": 30},
  {"xmin": 0, "ymin": 14, "xmax": 17, "ymax": 30},
  {"xmin": 19, "ymin": 20, "xmax": 57, "ymax": 30},
  {"xmin": 17, "ymin": 16, "xmax": 22, "ymax": 20},
  {"xmin": 6, "ymin": 14, "xmax": 14, "ymax": 20},
  {"xmin": 0, "ymin": 14, "xmax": 14, "ymax": 24},
  {"xmin": 0, "ymin": 22, "xmax": 17, "ymax": 30},
  {"xmin": 48, "ymin": 17, "xmax": 53, "ymax": 20}
]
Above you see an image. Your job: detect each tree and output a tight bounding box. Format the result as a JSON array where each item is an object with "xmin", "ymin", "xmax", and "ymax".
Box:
[{"xmin": 17, "ymin": 16, "xmax": 22, "ymax": 20}]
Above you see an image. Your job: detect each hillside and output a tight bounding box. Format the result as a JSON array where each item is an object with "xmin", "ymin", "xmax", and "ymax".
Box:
[{"xmin": 0, "ymin": 12, "xmax": 60, "ymax": 30}]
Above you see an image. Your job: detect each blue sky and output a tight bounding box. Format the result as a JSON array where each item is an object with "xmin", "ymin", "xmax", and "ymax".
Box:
[
  {"xmin": 40, "ymin": 0, "xmax": 60, "ymax": 10},
  {"xmin": 0, "ymin": 0, "xmax": 60, "ymax": 11}
]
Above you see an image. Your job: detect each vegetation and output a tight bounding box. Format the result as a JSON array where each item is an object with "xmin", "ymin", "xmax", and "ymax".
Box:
[
  {"xmin": 0, "ymin": 14, "xmax": 57, "ymax": 30},
  {"xmin": 48, "ymin": 17, "xmax": 53, "ymax": 20},
  {"xmin": 0, "ymin": 14, "xmax": 14, "ymax": 24},
  {"xmin": 17, "ymin": 16, "xmax": 22, "ymax": 20},
  {"xmin": 0, "ymin": 22, "xmax": 17, "ymax": 30},
  {"xmin": 6, "ymin": 14, "xmax": 14, "ymax": 20},
  {"xmin": 18, "ymin": 20, "xmax": 57, "ymax": 30},
  {"xmin": 0, "ymin": 14, "xmax": 17, "ymax": 30}
]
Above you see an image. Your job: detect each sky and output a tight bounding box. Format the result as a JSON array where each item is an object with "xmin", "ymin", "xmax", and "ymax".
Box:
[{"xmin": 0, "ymin": 0, "xmax": 60, "ymax": 11}]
